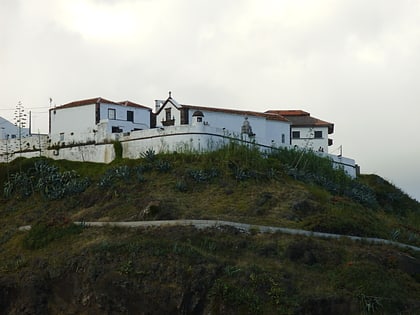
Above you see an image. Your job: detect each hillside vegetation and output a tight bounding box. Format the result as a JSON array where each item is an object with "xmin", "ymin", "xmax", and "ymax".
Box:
[{"xmin": 0, "ymin": 144, "xmax": 419, "ymax": 314}]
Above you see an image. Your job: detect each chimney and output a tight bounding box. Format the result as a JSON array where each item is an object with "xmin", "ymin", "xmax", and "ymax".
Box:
[{"xmin": 154, "ymin": 100, "xmax": 164, "ymax": 113}]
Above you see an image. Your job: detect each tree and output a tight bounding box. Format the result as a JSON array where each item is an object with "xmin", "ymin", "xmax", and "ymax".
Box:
[{"xmin": 14, "ymin": 101, "xmax": 27, "ymax": 155}]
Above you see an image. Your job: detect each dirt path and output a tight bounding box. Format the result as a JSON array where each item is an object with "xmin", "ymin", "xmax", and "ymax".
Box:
[{"xmin": 74, "ymin": 219, "xmax": 420, "ymax": 252}]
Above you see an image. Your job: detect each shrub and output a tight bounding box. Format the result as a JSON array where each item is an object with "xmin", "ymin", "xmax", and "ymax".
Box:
[
  {"xmin": 3, "ymin": 160, "xmax": 90, "ymax": 200},
  {"xmin": 98, "ymin": 165, "xmax": 131, "ymax": 188},
  {"xmin": 270, "ymin": 148, "xmax": 378, "ymax": 207},
  {"xmin": 155, "ymin": 159, "xmax": 172, "ymax": 173},
  {"xmin": 188, "ymin": 169, "xmax": 209, "ymax": 182},
  {"xmin": 175, "ymin": 180, "xmax": 188, "ymax": 192},
  {"xmin": 140, "ymin": 148, "xmax": 156, "ymax": 163},
  {"xmin": 113, "ymin": 141, "xmax": 123, "ymax": 159}
]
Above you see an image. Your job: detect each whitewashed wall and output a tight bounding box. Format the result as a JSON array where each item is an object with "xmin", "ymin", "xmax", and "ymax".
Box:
[
  {"xmin": 120, "ymin": 123, "xmax": 283, "ymax": 159},
  {"xmin": 0, "ymin": 134, "xmax": 49, "ymax": 163},
  {"xmin": 99, "ymin": 104, "xmax": 150, "ymax": 133},
  {"xmin": 265, "ymin": 119, "xmax": 290, "ymax": 147},
  {"xmin": 330, "ymin": 154, "xmax": 357, "ymax": 178},
  {"xmin": 291, "ymin": 126, "xmax": 330, "ymax": 153},
  {"xmin": 187, "ymin": 109, "xmax": 291, "ymax": 147},
  {"xmin": 0, "ymin": 125, "xmax": 357, "ymax": 177},
  {"xmin": 0, "ymin": 117, "xmax": 30, "ymax": 140},
  {"xmin": 121, "ymin": 124, "xmax": 231, "ymax": 159},
  {"xmin": 155, "ymin": 101, "xmax": 181, "ymax": 127},
  {"xmin": 50, "ymin": 103, "xmax": 151, "ymax": 146},
  {"xmin": 50, "ymin": 104, "xmax": 96, "ymax": 144},
  {"xmin": 45, "ymin": 143, "xmax": 115, "ymax": 163}
]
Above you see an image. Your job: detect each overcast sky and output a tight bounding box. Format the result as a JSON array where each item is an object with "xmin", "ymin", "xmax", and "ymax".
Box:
[{"xmin": 1, "ymin": 0, "xmax": 420, "ymax": 201}]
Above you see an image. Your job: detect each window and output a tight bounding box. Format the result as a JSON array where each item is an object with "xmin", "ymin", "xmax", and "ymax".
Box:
[
  {"xmin": 314, "ymin": 131, "xmax": 323, "ymax": 139},
  {"xmin": 281, "ymin": 133, "xmax": 285, "ymax": 143},
  {"xmin": 60, "ymin": 133, "xmax": 64, "ymax": 141},
  {"xmin": 127, "ymin": 110, "xmax": 134, "ymax": 122},
  {"xmin": 165, "ymin": 108, "xmax": 172, "ymax": 121},
  {"xmin": 292, "ymin": 131, "xmax": 300, "ymax": 139},
  {"xmin": 108, "ymin": 108, "xmax": 116, "ymax": 120},
  {"xmin": 197, "ymin": 117, "xmax": 202, "ymax": 122},
  {"xmin": 112, "ymin": 126, "xmax": 122, "ymax": 133}
]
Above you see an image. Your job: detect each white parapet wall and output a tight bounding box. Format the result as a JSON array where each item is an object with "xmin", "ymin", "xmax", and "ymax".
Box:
[
  {"xmin": 0, "ymin": 134, "xmax": 49, "ymax": 163},
  {"xmin": 0, "ymin": 126, "xmax": 359, "ymax": 179},
  {"xmin": 316, "ymin": 152, "xmax": 357, "ymax": 178},
  {"xmin": 119, "ymin": 124, "xmax": 280, "ymax": 159},
  {"xmin": 45, "ymin": 143, "xmax": 115, "ymax": 163},
  {"xmin": 329, "ymin": 154, "xmax": 358, "ymax": 178}
]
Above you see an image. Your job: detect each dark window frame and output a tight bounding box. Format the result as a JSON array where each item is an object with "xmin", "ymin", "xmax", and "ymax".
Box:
[
  {"xmin": 112, "ymin": 126, "xmax": 123, "ymax": 133},
  {"xmin": 108, "ymin": 108, "xmax": 116, "ymax": 120},
  {"xmin": 292, "ymin": 131, "xmax": 300, "ymax": 139},
  {"xmin": 127, "ymin": 110, "xmax": 134, "ymax": 122},
  {"xmin": 314, "ymin": 131, "xmax": 323, "ymax": 139},
  {"xmin": 165, "ymin": 108, "xmax": 172, "ymax": 121}
]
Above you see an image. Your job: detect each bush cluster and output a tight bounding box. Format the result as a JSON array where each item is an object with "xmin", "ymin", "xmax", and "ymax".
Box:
[
  {"xmin": 98, "ymin": 164, "xmax": 150, "ymax": 188},
  {"xmin": 271, "ymin": 148, "xmax": 378, "ymax": 207},
  {"xmin": 3, "ymin": 160, "xmax": 89, "ymax": 200}
]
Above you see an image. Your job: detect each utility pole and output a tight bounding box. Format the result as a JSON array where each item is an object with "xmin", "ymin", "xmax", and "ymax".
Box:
[{"xmin": 38, "ymin": 129, "xmax": 42, "ymax": 157}]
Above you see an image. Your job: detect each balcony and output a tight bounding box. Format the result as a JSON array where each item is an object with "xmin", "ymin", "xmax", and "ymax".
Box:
[{"xmin": 162, "ymin": 119, "xmax": 175, "ymax": 126}]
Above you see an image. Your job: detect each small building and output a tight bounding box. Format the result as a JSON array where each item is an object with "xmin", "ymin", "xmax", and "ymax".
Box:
[
  {"xmin": 0, "ymin": 116, "xmax": 30, "ymax": 140},
  {"xmin": 266, "ymin": 110, "xmax": 334, "ymax": 153},
  {"xmin": 49, "ymin": 97, "xmax": 152, "ymax": 146}
]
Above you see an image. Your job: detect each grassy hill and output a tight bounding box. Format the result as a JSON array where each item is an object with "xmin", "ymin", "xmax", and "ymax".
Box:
[{"xmin": 0, "ymin": 144, "xmax": 419, "ymax": 314}]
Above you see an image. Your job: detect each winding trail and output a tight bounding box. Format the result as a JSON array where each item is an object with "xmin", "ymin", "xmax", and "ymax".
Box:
[{"xmin": 73, "ymin": 219, "xmax": 420, "ymax": 252}]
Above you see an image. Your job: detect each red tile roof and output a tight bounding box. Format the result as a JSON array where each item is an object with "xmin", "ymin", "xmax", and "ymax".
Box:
[
  {"xmin": 51, "ymin": 97, "xmax": 151, "ymax": 111},
  {"xmin": 266, "ymin": 110, "xmax": 334, "ymax": 133},
  {"xmin": 182, "ymin": 104, "xmax": 290, "ymax": 122},
  {"xmin": 266, "ymin": 110, "xmax": 310, "ymax": 116},
  {"xmin": 118, "ymin": 101, "xmax": 152, "ymax": 110}
]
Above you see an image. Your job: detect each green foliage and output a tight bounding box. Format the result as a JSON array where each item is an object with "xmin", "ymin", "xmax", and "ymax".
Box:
[
  {"xmin": 331, "ymin": 262, "xmax": 407, "ymax": 313},
  {"xmin": 3, "ymin": 160, "xmax": 90, "ymax": 200},
  {"xmin": 270, "ymin": 148, "xmax": 378, "ymax": 207},
  {"xmin": 140, "ymin": 148, "xmax": 156, "ymax": 163},
  {"xmin": 22, "ymin": 223, "xmax": 83, "ymax": 250},
  {"xmin": 155, "ymin": 159, "xmax": 172, "ymax": 173},
  {"xmin": 184, "ymin": 167, "xmax": 220, "ymax": 186},
  {"xmin": 360, "ymin": 174, "xmax": 420, "ymax": 215},
  {"xmin": 175, "ymin": 180, "xmax": 188, "ymax": 192},
  {"xmin": 98, "ymin": 165, "xmax": 131, "ymax": 188},
  {"xmin": 3, "ymin": 172, "xmax": 32, "ymax": 198},
  {"xmin": 113, "ymin": 141, "xmax": 123, "ymax": 159},
  {"xmin": 188, "ymin": 169, "xmax": 210, "ymax": 182},
  {"xmin": 210, "ymin": 279, "xmax": 263, "ymax": 314}
]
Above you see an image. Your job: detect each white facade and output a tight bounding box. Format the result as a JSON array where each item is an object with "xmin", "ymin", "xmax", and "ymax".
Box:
[
  {"xmin": 0, "ymin": 95, "xmax": 358, "ymax": 178},
  {"xmin": 0, "ymin": 134, "xmax": 49, "ymax": 163},
  {"xmin": 49, "ymin": 98, "xmax": 151, "ymax": 146},
  {"xmin": 190, "ymin": 110, "xmax": 290, "ymax": 147},
  {"xmin": 155, "ymin": 98, "xmax": 291, "ymax": 148},
  {"xmin": 50, "ymin": 103, "xmax": 96, "ymax": 144},
  {"xmin": 291, "ymin": 126, "xmax": 330, "ymax": 152},
  {"xmin": 99, "ymin": 102, "xmax": 150, "ymax": 134},
  {"xmin": 0, "ymin": 116, "xmax": 30, "ymax": 140}
]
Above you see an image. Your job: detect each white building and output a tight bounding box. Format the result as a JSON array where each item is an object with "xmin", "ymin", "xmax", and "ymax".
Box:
[
  {"xmin": 0, "ymin": 116, "xmax": 30, "ymax": 140},
  {"xmin": 0, "ymin": 94, "xmax": 357, "ymax": 177},
  {"xmin": 266, "ymin": 110, "xmax": 334, "ymax": 153},
  {"xmin": 153, "ymin": 95, "xmax": 291, "ymax": 148},
  {"xmin": 49, "ymin": 97, "xmax": 152, "ymax": 146}
]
